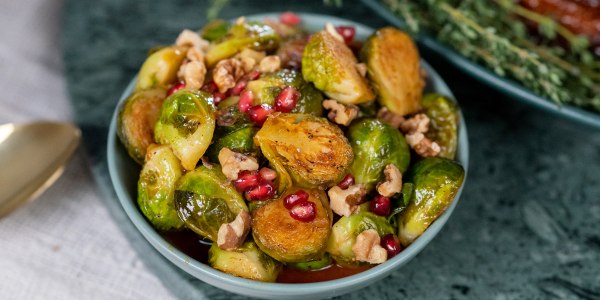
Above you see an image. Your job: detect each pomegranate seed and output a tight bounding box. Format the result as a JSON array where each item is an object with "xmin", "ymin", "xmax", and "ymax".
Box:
[
  {"xmin": 259, "ymin": 167, "xmax": 277, "ymax": 181},
  {"xmin": 381, "ymin": 234, "xmax": 402, "ymax": 258},
  {"xmin": 335, "ymin": 26, "xmax": 356, "ymax": 44},
  {"xmin": 228, "ymin": 80, "xmax": 247, "ymax": 96},
  {"xmin": 233, "ymin": 170, "xmax": 261, "ymax": 192},
  {"xmin": 238, "ymin": 90, "xmax": 254, "ymax": 113},
  {"xmin": 280, "ymin": 11, "xmax": 301, "ymax": 26},
  {"xmin": 274, "ymin": 86, "xmax": 300, "ymax": 113},
  {"xmin": 167, "ymin": 81, "xmax": 186, "ymax": 96},
  {"xmin": 247, "ymin": 104, "xmax": 274, "ymax": 126},
  {"xmin": 248, "ymin": 70, "xmax": 262, "ymax": 80},
  {"xmin": 370, "ymin": 195, "xmax": 391, "ymax": 216},
  {"xmin": 202, "ymin": 81, "xmax": 219, "ymax": 93},
  {"xmin": 289, "ymin": 201, "xmax": 316, "ymax": 222},
  {"xmin": 283, "ymin": 190, "xmax": 309, "ymax": 209},
  {"xmin": 213, "ymin": 92, "xmax": 226, "ymax": 104},
  {"xmin": 244, "ymin": 180, "xmax": 276, "ymax": 201},
  {"xmin": 337, "ymin": 174, "xmax": 355, "ymax": 190}
]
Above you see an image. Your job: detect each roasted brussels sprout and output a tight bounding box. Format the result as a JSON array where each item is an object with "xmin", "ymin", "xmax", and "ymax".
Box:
[
  {"xmin": 361, "ymin": 27, "xmax": 423, "ymax": 116},
  {"xmin": 136, "ymin": 46, "xmax": 186, "ymax": 90},
  {"xmin": 208, "ymin": 241, "xmax": 282, "ymax": 282},
  {"xmin": 154, "ymin": 90, "xmax": 216, "ymax": 170},
  {"xmin": 422, "ymin": 94, "xmax": 460, "ymax": 159},
  {"xmin": 252, "ymin": 188, "xmax": 332, "ymax": 262},
  {"xmin": 326, "ymin": 211, "xmax": 394, "ymax": 264},
  {"xmin": 302, "ymin": 31, "xmax": 374, "ymax": 104},
  {"xmin": 205, "ymin": 21, "xmax": 280, "ymax": 66},
  {"xmin": 201, "ymin": 19, "xmax": 229, "ymax": 41},
  {"xmin": 206, "ymin": 126, "xmax": 257, "ymax": 163},
  {"xmin": 254, "ymin": 113, "xmax": 353, "ymax": 190},
  {"xmin": 137, "ymin": 144, "xmax": 184, "ymax": 231},
  {"xmin": 117, "ymin": 88, "xmax": 167, "ymax": 164},
  {"xmin": 174, "ymin": 165, "xmax": 247, "ymax": 241},
  {"xmin": 398, "ymin": 157, "xmax": 464, "ymax": 246},
  {"xmin": 348, "ymin": 118, "xmax": 410, "ymax": 191},
  {"xmin": 287, "ymin": 254, "xmax": 332, "ymax": 271}
]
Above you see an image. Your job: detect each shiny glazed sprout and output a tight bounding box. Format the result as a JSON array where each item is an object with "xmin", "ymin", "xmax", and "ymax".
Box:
[
  {"xmin": 209, "ymin": 241, "xmax": 282, "ymax": 282},
  {"xmin": 136, "ymin": 46, "xmax": 186, "ymax": 90},
  {"xmin": 422, "ymin": 93, "xmax": 460, "ymax": 159}
]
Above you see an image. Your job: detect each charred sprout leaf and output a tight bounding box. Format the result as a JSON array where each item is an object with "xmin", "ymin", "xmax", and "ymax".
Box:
[
  {"xmin": 287, "ymin": 253, "xmax": 333, "ymax": 271},
  {"xmin": 205, "ymin": 126, "xmax": 257, "ymax": 163},
  {"xmin": 348, "ymin": 118, "xmax": 410, "ymax": 192},
  {"xmin": 136, "ymin": 46, "xmax": 186, "ymax": 90},
  {"xmin": 174, "ymin": 165, "xmax": 247, "ymax": 241},
  {"xmin": 326, "ymin": 211, "xmax": 394, "ymax": 265},
  {"xmin": 208, "ymin": 241, "xmax": 282, "ymax": 282},
  {"xmin": 137, "ymin": 144, "xmax": 184, "ymax": 231},
  {"xmin": 201, "ymin": 19, "xmax": 229, "ymax": 42},
  {"xmin": 252, "ymin": 188, "xmax": 332, "ymax": 263},
  {"xmin": 302, "ymin": 31, "xmax": 374, "ymax": 104},
  {"xmin": 154, "ymin": 90, "xmax": 216, "ymax": 170},
  {"xmin": 398, "ymin": 157, "xmax": 465, "ymax": 246},
  {"xmin": 254, "ymin": 113, "xmax": 353, "ymax": 190},
  {"xmin": 422, "ymin": 93, "xmax": 460, "ymax": 159},
  {"xmin": 205, "ymin": 20, "xmax": 280, "ymax": 66},
  {"xmin": 361, "ymin": 27, "xmax": 423, "ymax": 116},
  {"xmin": 117, "ymin": 88, "xmax": 167, "ymax": 164}
]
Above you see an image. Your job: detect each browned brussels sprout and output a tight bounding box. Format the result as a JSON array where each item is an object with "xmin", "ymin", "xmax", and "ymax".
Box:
[{"xmin": 208, "ymin": 241, "xmax": 282, "ymax": 282}]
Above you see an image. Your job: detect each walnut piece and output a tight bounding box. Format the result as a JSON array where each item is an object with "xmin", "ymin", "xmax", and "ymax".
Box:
[
  {"xmin": 217, "ymin": 210, "xmax": 251, "ymax": 250},
  {"xmin": 177, "ymin": 60, "xmax": 206, "ymax": 90},
  {"xmin": 356, "ymin": 63, "xmax": 367, "ymax": 77},
  {"xmin": 323, "ymin": 99, "xmax": 359, "ymax": 126},
  {"xmin": 236, "ymin": 49, "xmax": 266, "ymax": 73},
  {"xmin": 218, "ymin": 148, "xmax": 259, "ymax": 180},
  {"xmin": 352, "ymin": 229, "xmax": 388, "ymax": 264},
  {"xmin": 399, "ymin": 113, "xmax": 430, "ymax": 134},
  {"xmin": 213, "ymin": 58, "xmax": 246, "ymax": 93},
  {"xmin": 258, "ymin": 55, "xmax": 281, "ymax": 73},
  {"xmin": 175, "ymin": 29, "xmax": 209, "ymax": 51},
  {"xmin": 327, "ymin": 184, "xmax": 366, "ymax": 217},
  {"xmin": 376, "ymin": 164, "xmax": 403, "ymax": 197},
  {"xmin": 186, "ymin": 46, "xmax": 205, "ymax": 62},
  {"xmin": 377, "ymin": 107, "xmax": 405, "ymax": 129},
  {"xmin": 325, "ymin": 22, "xmax": 344, "ymax": 43},
  {"xmin": 405, "ymin": 132, "xmax": 441, "ymax": 157}
]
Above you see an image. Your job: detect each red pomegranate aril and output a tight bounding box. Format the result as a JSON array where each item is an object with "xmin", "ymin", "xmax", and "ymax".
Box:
[
  {"xmin": 228, "ymin": 80, "xmax": 247, "ymax": 96},
  {"xmin": 167, "ymin": 81, "xmax": 186, "ymax": 96},
  {"xmin": 280, "ymin": 11, "xmax": 301, "ymax": 26},
  {"xmin": 245, "ymin": 180, "xmax": 276, "ymax": 201},
  {"xmin": 238, "ymin": 90, "xmax": 254, "ymax": 113},
  {"xmin": 247, "ymin": 104, "xmax": 274, "ymax": 126},
  {"xmin": 202, "ymin": 81, "xmax": 219, "ymax": 93},
  {"xmin": 283, "ymin": 190, "xmax": 310, "ymax": 209},
  {"xmin": 248, "ymin": 70, "xmax": 262, "ymax": 80},
  {"xmin": 259, "ymin": 167, "xmax": 277, "ymax": 181},
  {"xmin": 335, "ymin": 26, "xmax": 356, "ymax": 44},
  {"xmin": 370, "ymin": 195, "xmax": 391, "ymax": 216},
  {"xmin": 233, "ymin": 170, "xmax": 261, "ymax": 192},
  {"xmin": 381, "ymin": 234, "xmax": 402, "ymax": 258},
  {"xmin": 337, "ymin": 174, "xmax": 355, "ymax": 190},
  {"xmin": 289, "ymin": 201, "xmax": 316, "ymax": 222},
  {"xmin": 274, "ymin": 86, "xmax": 300, "ymax": 112}
]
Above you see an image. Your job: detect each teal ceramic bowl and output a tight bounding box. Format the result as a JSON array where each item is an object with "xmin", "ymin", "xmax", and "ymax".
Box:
[{"xmin": 107, "ymin": 13, "xmax": 469, "ymax": 299}]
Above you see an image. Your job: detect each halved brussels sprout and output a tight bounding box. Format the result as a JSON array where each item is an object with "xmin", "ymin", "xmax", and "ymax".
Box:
[
  {"xmin": 326, "ymin": 211, "xmax": 394, "ymax": 265},
  {"xmin": 254, "ymin": 113, "xmax": 353, "ymax": 190},
  {"xmin": 117, "ymin": 88, "xmax": 167, "ymax": 164},
  {"xmin": 205, "ymin": 126, "xmax": 257, "ymax": 163},
  {"xmin": 361, "ymin": 27, "xmax": 423, "ymax": 116},
  {"xmin": 208, "ymin": 241, "xmax": 282, "ymax": 282},
  {"xmin": 174, "ymin": 165, "xmax": 247, "ymax": 241},
  {"xmin": 154, "ymin": 90, "xmax": 216, "ymax": 170},
  {"xmin": 422, "ymin": 93, "xmax": 460, "ymax": 159},
  {"xmin": 302, "ymin": 31, "xmax": 374, "ymax": 104},
  {"xmin": 201, "ymin": 19, "xmax": 229, "ymax": 42},
  {"xmin": 252, "ymin": 188, "xmax": 332, "ymax": 263},
  {"xmin": 348, "ymin": 118, "xmax": 410, "ymax": 191},
  {"xmin": 137, "ymin": 144, "xmax": 184, "ymax": 231},
  {"xmin": 398, "ymin": 157, "xmax": 464, "ymax": 246},
  {"xmin": 205, "ymin": 21, "xmax": 280, "ymax": 66},
  {"xmin": 136, "ymin": 46, "xmax": 186, "ymax": 90},
  {"xmin": 287, "ymin": 253, "xmax": 332, "ymax": 271}
]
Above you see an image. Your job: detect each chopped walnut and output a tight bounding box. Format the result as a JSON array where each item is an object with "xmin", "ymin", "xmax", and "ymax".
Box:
[
  {"xmin": 217, "ymin": 210, "xmax": 251, "ymax": 250},
  {"xmin": 258, "ymin": 56, "xmax": 281, "ymax": 73},
  {"xmin": 352, "ymin": 229, "xmax": 388, "ymax": 264},
  {"xmin": 399, "ymin": 113, "xmax": 430, "ymax": 135},
  {"xmin": 377, "ymin": 107, "xmax": 405, "ymax": 129},
  {"xmin": 405, "ymin": 132, "xmax": 441, "ymax": 157},
  {"xmin": 218, "ymin": 148, "xmax": 259, "ymax": 180},
  {"xmin": 327, "ymin": 184, "xmax": 366, "ymax": 217},
  {"xmin": 186, "ymin": 46, "xmax": 205, "ymax": 62},
  {"xmin": 376, "ymin": 164, "xmax": 402, "ymax": 197},
  {"xmin": 323, "ymin": 100, "xmax": 359, "ymax": 126},
  {"xmin": 356, "ymin": 63, "xmax": 367, "ymax": 77},
  {"xmin": 236, "ymin": 49, "xmax": 266, "ymax": 73},
  {"xmin": 177, "ymin": 60, "xmax": 206, "ymax": 90},
  {"xmin": 213, "ymin": 58, "xmax": 246, "ymax": 93},
  {"xmin": 175, "ymin": 29, "xmax": 209, "ymax": 51},
  {"xmin": 325, "ymin": 22, "xmax": 344, "ymax": 43}
]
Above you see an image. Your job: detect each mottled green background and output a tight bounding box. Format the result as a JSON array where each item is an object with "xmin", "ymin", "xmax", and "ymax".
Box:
[{"xmin": 62, "ymin": 0, "xmax": 600, "ymax": 298}]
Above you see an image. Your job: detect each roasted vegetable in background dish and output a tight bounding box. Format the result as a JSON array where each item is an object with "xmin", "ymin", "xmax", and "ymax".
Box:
[
  {"xmin": 117, "ymin": 88, "xmax": 167, "ymax": 164},
  {"xmin": 422, "ymin": 94, "xmax": 459, "ymax": 159},
  {"xmin": 398, "ymin": 157, "xmax": 464, "ymax": 246},
  {"xmin": 209, "ymin": 241, "xmax": 282, "ymax": 282},
  {"xmin": 137, "ymin": 144, "xmax": 184, "ymax": 231},
  {"xmin": 136, "ymin": 46, "xmax": 186, "ymax": 90},
  {"xmin": 154, "ymin": 90, "xmax": 216, "ymax": 170}
]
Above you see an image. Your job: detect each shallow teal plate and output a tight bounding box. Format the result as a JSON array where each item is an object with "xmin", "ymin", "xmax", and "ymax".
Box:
[
  {"xmin": 107, "ymin": 13, "xmax": 469, "ymax": 299},
  {"xmin": 362, "ymin": 0, "xmax": 600, "ymax": 129}
]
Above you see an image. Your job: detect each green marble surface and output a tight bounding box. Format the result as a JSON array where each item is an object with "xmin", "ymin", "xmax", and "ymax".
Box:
[{"xmin": 62, "ymin": 0, "xmax": 600, "ymax": 298}]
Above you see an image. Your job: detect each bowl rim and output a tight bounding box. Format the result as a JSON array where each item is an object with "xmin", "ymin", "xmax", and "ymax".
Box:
[{"xmin": 107, "ymin": 12, "xmax": 470, "ymax": 298}]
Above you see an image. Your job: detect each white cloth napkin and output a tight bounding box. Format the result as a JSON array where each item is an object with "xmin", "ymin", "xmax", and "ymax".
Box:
[{"xmin": 0, "ymin": 0, "xmax": 175, "ymax": 298}]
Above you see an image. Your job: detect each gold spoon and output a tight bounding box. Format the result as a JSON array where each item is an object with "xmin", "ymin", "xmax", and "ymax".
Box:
[{"xmin": 0, "ymin": 122, "xmax": 80, "ymax": 218}]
